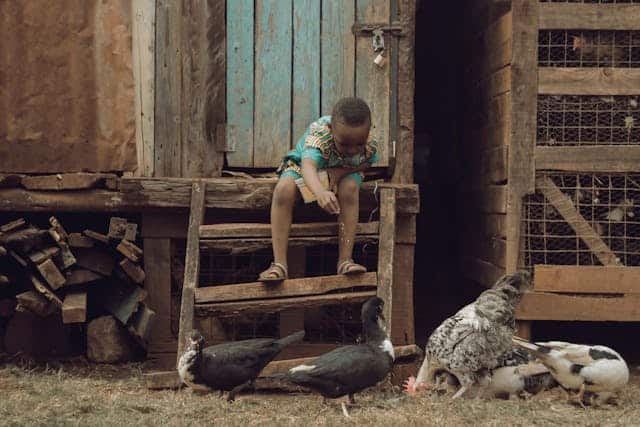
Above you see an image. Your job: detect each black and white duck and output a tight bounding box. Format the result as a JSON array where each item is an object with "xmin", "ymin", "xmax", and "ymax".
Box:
[
  {"xmin": 178, "ymin": 329, "xmax": 305, "ymax": 401},
  {"xmin": 282, "ymin": 297, "xmax": 394, "ymax": 416}
]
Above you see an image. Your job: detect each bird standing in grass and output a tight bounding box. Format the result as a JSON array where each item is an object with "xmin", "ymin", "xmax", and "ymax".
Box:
[
  {"xmin": 177, "ymin": 329, "xmax": 305, "ymax": 401},
  {"xmin": 512, "ymin": 337, "xmax": 629, "ymax": 407},
  {"xmin": 282, "ymin": 297, "xmax": 394, "ymax": 417},
  {"xmin": 405, "ymin": 271, "xmax": 531, "ymax": 399}
]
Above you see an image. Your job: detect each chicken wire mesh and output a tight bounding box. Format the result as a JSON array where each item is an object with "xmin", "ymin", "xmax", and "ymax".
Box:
[
  {"xmin": 522, "ymin": 172, "xmax": 640, "ymax": 268},
  {"xmin": 537, "ymin": 95, "xmax": 640, "ymax": 146},
  {"xmin": 538, "ymin": 30, "xmax": 640, "ymax": 67}
]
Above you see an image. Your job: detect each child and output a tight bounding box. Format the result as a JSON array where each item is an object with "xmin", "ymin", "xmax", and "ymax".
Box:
[{"xmin": 259, "ymin": 97, "xmax": 379, "ymax": 282}]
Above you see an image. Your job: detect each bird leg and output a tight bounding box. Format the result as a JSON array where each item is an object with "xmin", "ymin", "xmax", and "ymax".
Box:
[
  {"xmin": 341, "ymin": 402, "xmax": 351, "ymax": 418},
  {"xmin": 227, "ymin": 380, "xmax": 252, "ymax": 402}
]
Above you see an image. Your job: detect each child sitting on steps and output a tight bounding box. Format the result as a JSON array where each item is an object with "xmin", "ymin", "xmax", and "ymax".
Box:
[{"xmin": 259, "ymin": 97, "xmax": 379, "ymax": 282}]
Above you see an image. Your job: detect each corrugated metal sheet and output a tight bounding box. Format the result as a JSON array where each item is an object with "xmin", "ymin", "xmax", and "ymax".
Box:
[{"xmin": 0, "ymin": 0, "xmax": 136, "ymax": 173}]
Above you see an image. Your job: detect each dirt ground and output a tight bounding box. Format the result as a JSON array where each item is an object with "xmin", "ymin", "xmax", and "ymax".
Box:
[{"xmin": 0, "ymin": 362, "xmax": 639, "ymax": 426}]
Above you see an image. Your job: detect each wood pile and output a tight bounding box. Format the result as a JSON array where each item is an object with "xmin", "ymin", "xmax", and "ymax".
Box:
[{"xmin": 0, "ymin": 216, "xmax": 155, "ymax": 349}]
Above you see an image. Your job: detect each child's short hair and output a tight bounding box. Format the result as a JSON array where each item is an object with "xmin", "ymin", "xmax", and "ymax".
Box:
[{"xmin": 332, "ymin": 97, "xmax": 371, "ymax": 127}]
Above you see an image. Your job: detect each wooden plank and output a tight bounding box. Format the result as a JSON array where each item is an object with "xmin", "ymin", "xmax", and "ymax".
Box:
[
  {"xmin": 64, "ymin": 269, "xmax": 103, "ymax": 286},
  {"xmin": 21, "ymin": 173, "xmax": 116, "ymax": 190},
  {"xmin": 120, "ymin": 259, "xmax": 146, "ymax": 284},
  {"xmin": 536, "ymin": 176, "xmax": 621, "ymax": 266},
  {"xmin": 196, "ymin": 272, "xmax": 377, "ymax": 303},
  {"xmin": 62, "ymin": 292, "xmax": 86, "ymax": 324},
  {"xmin": 144, "ymin": 370, "xmax": 181, "ymax": 390},
  {"xmin": 355, "ymin": 0, "xmax": 390, "ymax": 166},
  {"xmin": 143, "ymin": 237, "xmax": 174, "ymax": 347},
  {"xmin": 535, "ymin": 146, "xmax": 640, "ymax": 173},
  {"xmin": 539, "ymin": 4, "xmax": 640, "ymax": 30},
  {"xmin": 506, "ymin": 0, "xmax": 537, "ymax": 274},
  {"xmin": 27, "ymin": 247, "xmax": 60, "ymax": 265},
  {"xmin": 539, "ymin": 68, "xmax": 640, "ymax": 96},
  {"xmin": 254, "ymin": 0, "xmax": 292, "ymax": 167},
  {"xmin": 37, "ymin": 259, "xmax": 66, "ymax": 290},
  {"xmin": 200, "ymin": 221, "xmax": 379, "ymax": 239},
  {"xmin": 534, "ymin": 265, "xmax": 640, "ymax": 294},
  {"xmin": 16, "ymin": 291, "xmax": 55, "ymax": 317},
  {"xmin": 226, "ymin": 0, "xmax": 254, "ymax": 167},
  {"xmin": 1, "ymin": 218, "xmax": 25, "ymax": 233},
  {"xmin": 321, "ymin": 0, "xmax": 355, "ymax": 115},
  {"xmin": 98, "ymin": 282, "xmax": 147, "ymax": 324},
  {"xmin": 155, "ymin": 0, "xmax": 182, "ymax": 176},
  {"xmin": 516, "ymin": 292, "xmax": 640, "ymax": 321},
  {"xmin": 377, "ymin": 188, "xmax": 395, "ymax": 334},
  {"xmin": 128, "ymin": 303, "xmax": 157, "ymax": 345},
  {"xmin": 29, "ymin": 275, "xmax": 63, "ymax": 308},
  {"xmin": 68, "ymin": 233, "xmax": 94, "ymax": 248},
  {"xmin": 75, "ymin": 248, "xmax": 115, "ymax": 276},
  {"xmin": 132, "ymin": 0, "xmax": 155, "ymax": 176},
  {"xmin": 195, "ymin": 291, "xmax": 376, "ymax": 317},
  {"xmin": 292, "ymin": 0, "xmax": 320, "ymax": 146},
  {"xmin": 200, "ymin": 236, "xmax": 377, "ymax": 254},
  {"xmin": 176, "ymin": 182, "xmax": 206, "ymax": 365},
  {"xmin": 462, "ymin": 256, "xmax": 505, "ymax": 289},
  {"xmin": 392, "ymin": 233, "xmax": 415, "ymax": 344},
  {"xmin": 83, "ymin": 230, "xmax": 110, "ymax": 245},
  {"xmin": 116, "ymin": 240, "xmax": 143, "ymax": 263}
]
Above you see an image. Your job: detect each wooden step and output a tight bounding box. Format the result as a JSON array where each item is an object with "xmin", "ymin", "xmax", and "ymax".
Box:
[
  {"xmin": 199, "ymin": 221, "xmax": 379, "ymax": 239},
  {"xmin": 196, "ymin": 272, "xmax": 377, "ymax": 304},
  {"xmin": 195, "ymin": 290, "xmax": 376, "ymax": 317}
]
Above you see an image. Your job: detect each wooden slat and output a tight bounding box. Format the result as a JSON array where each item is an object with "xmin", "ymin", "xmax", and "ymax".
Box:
[
  {"xmin": 196, "ymin": 272, "xmax": 377, "ymax": 304},
  {"xmin": 143, "ymin": 236, "xmax": 173, "ymax": 349},
  {"xmin": 226, "ymin": 0, "xmax": 254, "ymax": 167},
  {"xmin": 516, "ymin": 292, "xmax": 640, "ymax": 321},
  {"xmin": 535, "ymin": 146, "xmax": 640, "ymax": 172},
  {"xmin": 62, "ymin": 292, "xmax": 87, "ymax": 324},
  {"xmin": 462, "ymin": 256, "xmax": 505, "ymax": 289},
  {"xmin": 539, "ymin": 3, "xmax": 640, "ymax": 30},
  {"xmin": 200, "ymin": 221, "xmax": 379, "ymax": 239},
  {"xmin": 292, "ymin": 0, "xmax": 320, "ymax": 146},
  {"xmin": 200, "ymin": 236, "xmax": 378, "ymax": 253},
  {"xmin": 176, "ymin": 182, "xmax": 206, "ymax": 365},
  {"xmin": 355, "ymin": 0, "xmax": 390, "ymax": 166},
  {"xmin": 254, "ymin": 0, "xmax": 292, "ymax": 167},
  {"xmin": 195, "ymin": 291, "xmax": 376, "ymax": 317},
  {"xmin": 132, "ymin": 0, "xmax": 155, "ymax": 176},
  {"xmin": 507, "ymin": 0, "xmax": 537, "ymax": 274},
  {"xmin": 534, "ymin": 265, "xmax": 640, "ymax": 294},
  {"xmin": 536, "ymin": 176, "xmax": 621, "ymax": 266},
  {"xmin": 21, "ymin": 173, "xmax": 116, "ymax": 191},
  {"xmin": 539, "ymin": 68, "xmax": 640, "ymax": 96},
  {"xmin": 320, "ymin": 0, "xmax": 355, "ymax": 115},
  {"xmin": 377, "ymin": 188, "xmax": 395, "ymax": 334}
]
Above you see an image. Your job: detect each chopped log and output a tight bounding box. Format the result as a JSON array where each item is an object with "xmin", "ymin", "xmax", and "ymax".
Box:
[
  {"xmin": 55, "ymin": 242, "xmax": 76, "ymax": 269},
  {"xmin": 120, "ymin": 259, "xmax": 146, "ymax": 284},
  {"xmin": 127, "ymin": 303, "xmax": 157, "ymax": 346},
  {"xmin": 27, "ymin": 246, "xmax": 61, "ymax": 264},
  {"xmin": 21, "ymin": 173, "xmax": 117, "ymax": 190},
  {"xmin": 29, "ymin": 274, "xmax": 63, "ymax": 308},
  {"xmin": 9, "ymin": 251, "xmax": 28, "ymax": 268},
  {"xmin": 68, "ymin": 233, "xmax": 95, "ymax": 248},
  {"xmin": 87, "ymin": 316, "xmax": 140, "ymax": 363},
  {"xmin": 108, "ymin": 217, "xmax": 129, "ymax": 240},
  {"xmin": 75, "ymin": 248, "xmax": 115, "ymax": 276},
  {"xmin": 124, "ymin": 223, "xmax": 138, "ymax": 241},
  {"xmin": 83, "ymin": 229, "xmax": 110, "ymax": 244},
  {"xmin": 48, "ymin": 217, "xmax": 69, "ymax": 241},
  {"xmin": 97, "ymin": 281, "xmax": 147, "ymax": 324},
  {"xmin": 0, "ymin": 245, "xmax": 6, "ymax": 256},
  {"xmin": 2, "ymin": 227, "xmax": 50, "ymax": 253},
  {"xmin": 62, "ymin": 292, "xmax": 87, "ymax": 323},
  {"xmin": 36, "ymin": 259, "xmax": 66, "ymax": 290},
  {"xmin": 144, "ymin": 371, "xmax": 182, "ymax": 390},
  {"xmin": 0, "ymin": 218, "xmax": 25, "ymax": 233},
  {"xmin": 64, "ymin": 269, "xmax": 103, "ymax": 286},
  {"xmin": 116, "ymin": 240, "xmax": 143, "ymax": 263},
  {"xmin": 0, "ymin": 275, "xmax": 9, "ymax": 284},
  {"xmin": 16, "ymin": 291, "xmax": 56, "ymax": 316}
]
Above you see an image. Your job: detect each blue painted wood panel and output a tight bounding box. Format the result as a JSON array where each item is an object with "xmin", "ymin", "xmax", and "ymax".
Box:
[
  {"xmin": 226, "ymin": 0, "xmax": 254, "ymax": 167},
  {"xmin": 292, "ymin": 0, "xmax": 320, "ymax": 146},
  {"xmin": 254, "ymin": 0, "xmax": 292, "ymax": 167}
]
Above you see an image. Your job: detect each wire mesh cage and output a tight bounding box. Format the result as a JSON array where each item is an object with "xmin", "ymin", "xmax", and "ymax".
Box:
[
  {"xmin": 538, "ymin": 30, "xmax": 640, "ymax": 67},
  {"xmin": 537, "ymin": 95, "xmax": 640, "ymax": 146},
  {"xmin": 522, "ymin": 172, "xmax": 640, "ymax": 268}
]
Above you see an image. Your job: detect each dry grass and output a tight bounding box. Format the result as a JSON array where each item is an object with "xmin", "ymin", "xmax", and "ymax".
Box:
[{"xmin": 0, "ymin": 362, "xmax": 639, "ymax": 426}]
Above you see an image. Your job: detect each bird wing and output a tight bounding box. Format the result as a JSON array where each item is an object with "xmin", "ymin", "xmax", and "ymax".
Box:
[{"xmin": 536, "ymin": 341, "xmax": 595, "ymax": 366}]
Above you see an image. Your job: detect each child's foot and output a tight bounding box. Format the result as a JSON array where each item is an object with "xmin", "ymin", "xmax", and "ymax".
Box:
[
  {"xmin": 337, "ymin": 259, "xmax": 366, "ymax": 275},
  {"xmin": 258, "ymin": 262, "xmax": 288, "ymax": 282}
]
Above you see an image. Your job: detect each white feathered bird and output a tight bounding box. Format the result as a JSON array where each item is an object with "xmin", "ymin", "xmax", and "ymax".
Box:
[
  {"xmin": 405, "ymin": 271, "xmax": 532, "ymax": 399},
  {"xmin": 512, "ymin": 337, "xmax": 629, "ymax": 406}
]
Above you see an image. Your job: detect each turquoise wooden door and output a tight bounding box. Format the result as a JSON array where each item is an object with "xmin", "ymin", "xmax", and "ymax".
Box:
[{"xmin": 226, "ymin": 0, "xmax": 392, "ymax": 168}]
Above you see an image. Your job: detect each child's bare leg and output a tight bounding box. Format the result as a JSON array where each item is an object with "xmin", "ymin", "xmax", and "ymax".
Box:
[
  {"xmin": 336, "ymin": 178, "xmax": 365, "ymax": 274},
  {"xmin": 261, "ymin": 177, "xmax": 298, "ymax": 280}
]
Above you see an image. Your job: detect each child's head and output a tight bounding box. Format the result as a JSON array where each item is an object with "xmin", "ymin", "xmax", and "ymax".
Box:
[{"xmin": 330, "ymin": 97, "xmax": 371, "ymax": 157}]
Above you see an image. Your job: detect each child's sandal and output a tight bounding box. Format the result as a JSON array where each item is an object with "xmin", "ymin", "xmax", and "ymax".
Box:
[
  {"xmin": 259, "ymin": 262, "xmax": 288, "ymax": 282},
  {"xmin": 337, "ymin": 259, "xmax": 367, "ymax": 275}
]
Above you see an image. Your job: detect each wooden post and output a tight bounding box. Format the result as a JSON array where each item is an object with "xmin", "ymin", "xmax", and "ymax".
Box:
[
  {"xmin": 176, "ymin": 182, "xmax": 206, "ymax": 365},
  {"xmin": 377, "ymin": 188, "xmax": 396, "ymax": 335},
  {"xmin": 143, "ymin": 234, "xmax": 174, "ymax": 355}
]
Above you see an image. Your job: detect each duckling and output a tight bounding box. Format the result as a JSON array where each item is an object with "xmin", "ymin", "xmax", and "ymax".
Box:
[
  {"xmin": 178, "ymin": 329, "xmax": 305, "ymax": 401},
  {"xmin": 283, "ymin": 297, "xmax": 394, "ymax": 416}
]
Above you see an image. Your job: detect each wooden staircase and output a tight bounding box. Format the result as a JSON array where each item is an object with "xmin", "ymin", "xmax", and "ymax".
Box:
[{"xmin": 175, "ymin": 181, "xmax": 399, "ymax": 364}]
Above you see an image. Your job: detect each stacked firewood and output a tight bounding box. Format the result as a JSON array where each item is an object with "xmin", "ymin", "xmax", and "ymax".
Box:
[{"xmin": 0, "ymin": 217, "xmax": 155, "ymax": 348}]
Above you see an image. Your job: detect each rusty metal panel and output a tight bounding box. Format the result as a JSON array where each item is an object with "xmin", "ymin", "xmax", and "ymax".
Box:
[{"xmin": 0, "ymin": 0, "xmax": 136, "ymax": 173}]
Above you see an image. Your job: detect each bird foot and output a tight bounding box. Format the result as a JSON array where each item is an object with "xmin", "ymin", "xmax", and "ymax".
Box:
[
  {"xmin": 403, "ymin": 376, "xmax": 430, "ymax": 396},
  {"xmin": 341, "ymin": 402, "xmax": 351, "ymax": 418}
]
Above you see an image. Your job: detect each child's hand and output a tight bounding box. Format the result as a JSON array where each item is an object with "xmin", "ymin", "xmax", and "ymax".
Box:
[{"xmin": 317, "ymin": 190, "xmax": 340, "ymax": 215}]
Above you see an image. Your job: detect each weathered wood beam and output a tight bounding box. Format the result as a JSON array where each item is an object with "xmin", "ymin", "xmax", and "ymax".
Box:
[
  {"xmin": 539, "ymin": 3, "xmax": 640, "ymax": 30},
  {"xmin": 199, "ymin": 236, "xmax": 378, "ymax": 253},
  {"xmin": 21, "ymin": 173, "xmax": 117, "ymax": 191},
  {"xmin": 200, "ymin": 221, "xmax": 379, "ymax": 239},
  {"xmin": 536, "ymin": 146, "xmax": 640, "ymax": 172},
  {"xmin": 516, "ymin": 292, "xmax": 640, "ymax": 321},
  {"xmin": 62, "ymin": 292, "xmax": 87, "ymax": 324},
  {"xmin": 539, "ymin": 68, "xmax": 640, "ymax": 96},
  {"xmin": 377, "ymin": 188, "xmax": 396, "ymax": 335},
  {"xmin": 534, "ymin": 265, "xmax": 640, "ymax": 294},
  {"xmin": 195, "ymin": 272, "xmax": 377, "ymax": 304}
]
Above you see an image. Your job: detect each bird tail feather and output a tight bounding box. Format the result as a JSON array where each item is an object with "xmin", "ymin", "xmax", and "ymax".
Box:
[
  {"xmin": 511, "ymin": 336, "xmax": 550, "ymax": 358},
  {"xmin": 275, "ymin": 330, "xmax": 305, "ymax": 347}
]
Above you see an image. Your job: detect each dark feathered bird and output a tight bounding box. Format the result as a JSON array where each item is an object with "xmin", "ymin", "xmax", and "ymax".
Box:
[
  {"xmin": 282, "ymin": 297, "xmax": 394, "ymax": 415},
  {"xmin": 177, "ymin": 329, "xmax": 305, "ymax": 401}
]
